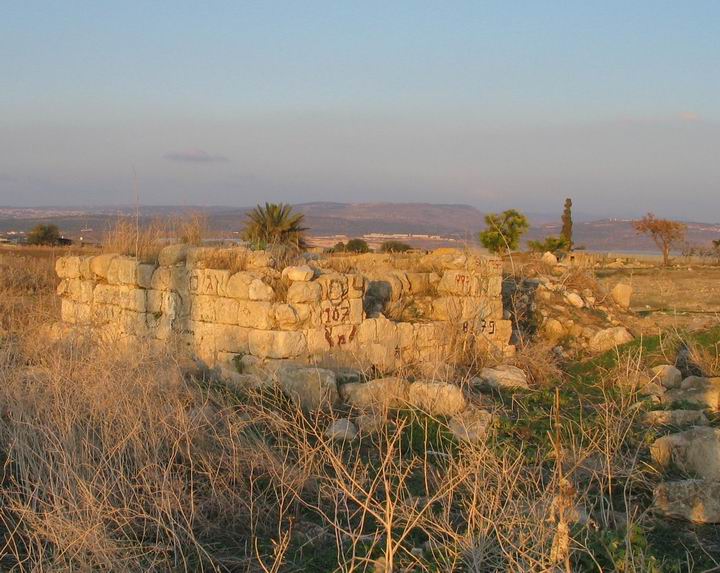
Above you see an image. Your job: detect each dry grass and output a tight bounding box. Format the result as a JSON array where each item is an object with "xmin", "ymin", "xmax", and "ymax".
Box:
[
  {"xmin": 0, "ymin": 252, "xmax": 715, "ymax": 572},
  {"xmin": 102, "ymin": 217, "xmax": 169, "ymax": 264}
]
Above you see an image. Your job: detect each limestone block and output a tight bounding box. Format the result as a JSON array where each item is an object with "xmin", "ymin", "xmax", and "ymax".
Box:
[
  {"xmin": 89, "ymin": 254, "xmax": 116, "ymax": 280},
  {"xmin": 213, "ymin": 324, "xmax": 251, "ymax": 353},
  {"xmin": 449, "ymin": 407, "xmax": 495, "ymax": 442},
  {"xmin": 276, "ymin": 367, "xmax": 338, "ymax": 411},
  {"xmin": 282, "ymin": 265, "xmax": 315, "ymax": 282},
  {"xmin": 158, "ymin": 244, "xmax": 189, "ymax": 266},
  {"xmin": 188, "ymin": 269, "xmax": 231, "ymax": 297},
  {"xmin": 407, "ymin": 381, "xmax": 467, "ymax": 416},
  {"xmin": 60, "ymin": 299, "xmax": 92, "ymax": 325},
  {"xmin": 653, "ymin": 479, "xmax": 720, "ymax": 523},
  {"xmin": 588, "ymin": 327, "xmax": 633, "ymax": 353},
  {"xmin": 287, "ymin": 281, "xmax": 322, "ymax": 304},
  {"xmin": 437, "ymin": 270, "xmax": 484, "ymax": 296},
  {"xmin": 663, "ymin": 376, "xmax": 720, "ymax": 411},
  {"xmin": 137, "ymin": 264, "xmax": 155, "ymax": 288},
  {"xmin": 650, "ymin": 365, "xmax": 683, "ymax": 389},
  {"xmin": 150, "ymin": 266, "xmax": 188, "ymax": 293},
  {"xmin": 324, "ymin": 418, "xmax": 358, "ymax": 441},
  {"xmin": 249, "ymin": 278, "xmax": 275, "ymax": 301},
  {"xmin": 107, "ymin": 256, "xmax": 141, "ymax": 286},
  {"xmin": 248, "ymin": 330, "xmax": 307, "ymax": 358},
  {"xmin": 93, "ymin": 284, "xmax": 147, "ymax": 312},
  {"xmin": 405, "ymin": 272, "xmax": 432, "ymax": 295},
  {"xmin": 340, "ymin": 377, "xmax": 409, "ymax": 410},
  {"xmin": 78, "ymin": 257, "xmax": 94, "ymax": 279},
  {"xmin": 480, "ymin": 365, "xmax": 529, "ymax": 389},
  {"xmin": 226, "ymin": 271, "xmax": 257, "ymax": 299},
  {"xmin": 56, "ymin": 256, "xmax": 81, "ymax": 279},
  {"xmin": 237, "ymin": 300, "xmax": 275, "ymax": 329},
  {"xmin": 611, "ymin": 283, "xmax": 633, "ymax": 309},
  {"xmin": 56, "ymin": 278, "xmax": 94, "ymax": 304},
  {"xmin": 274, "ymin": 303, "xmax": 316, "ymax": 330},
  {"xmin": 651, "ymin": 427, "xmax": 720, "ymax": 480}
]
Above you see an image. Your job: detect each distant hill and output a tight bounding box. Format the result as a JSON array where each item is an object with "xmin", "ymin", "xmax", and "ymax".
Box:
[{"xmin": 1, "ymin": 203, "xmax": 718, "ymax": 252}]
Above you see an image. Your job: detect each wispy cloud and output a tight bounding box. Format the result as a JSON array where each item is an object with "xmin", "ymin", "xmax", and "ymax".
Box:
[
  {"xmin": 163, "ymin": 149, "xmax": 229, "ymax": 163},
  {"xmin": 678, "ymin": 111, "xmax": 700, "ymax": 122}
]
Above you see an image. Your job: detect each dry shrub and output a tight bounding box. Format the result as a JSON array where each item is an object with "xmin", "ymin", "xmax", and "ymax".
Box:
[
  {"xmin": 509, "ymin": 340, "xmax": 563, "ymax": 386},
  {"xmin": 176, "ymin": 212, "xmax": 209, "ymax": 246},
  {"xmin": 199, "ymin": 248, "xmax": 248, "ymax": 273},
  {"xmin": 557, "ymin": 267, "xmax": 605, "ymax": 300},
  {"xmin": 102, "ymin": 217, "xmax": 168, "ymax": 263}
]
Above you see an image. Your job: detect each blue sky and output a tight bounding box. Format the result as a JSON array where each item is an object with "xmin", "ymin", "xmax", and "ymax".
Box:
[{"xmin": 1, "ymin": 1, "xmax": 718, "ymax": 219}]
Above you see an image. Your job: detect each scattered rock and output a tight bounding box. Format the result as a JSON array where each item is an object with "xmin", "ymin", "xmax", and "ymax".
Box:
[
  {"xmin": 653, "ymin": 479, "xmax": 720, "ymax": 523},
  {"xmin": 407, "ymin": 381, "xmax": 467, "ymax": 416},
  {"xmin": 282, "ymin": 265, "xmax": 315, "ymax": 282},
  {"xmin": 611, "ymin": 283, "xmax": 633, "ymax": 309},
  {"xmin": 650, "ymin": 427, "xmax": 720, "ymax": 480},
  {"xmin": 448, "ymin": 407, "xmax": 494, "ymax": 442},
  {"xmin": 663, "ymin": 376, "xmax": 720, "ymax": 411},
  {"xmin": 650, "ymin": 365, "xmax": 682, "ymax": 389},
  {"xmin": 542, "ymin": 318, "xmax": 565, "ymax": 343},
  {"xmin": 355, "ymin": 412, "xmax": 386, "ymax": 434},
  {"xmin": 479, "ymin": 365, "xmax": 529, "ymax": 390},
  {"xmin": 588, "ymin": 327, "xmax": 633, "ymax": 353},
  {"xmin": 541, "ymin": 251, "xmax": 558, "ymax": 266},
  {"xmin": 643, "ymin": 410, "xmax": 708, "ymax": 427},
  {"xmin": 324, "ymin": 418, "xmax": 358, "ymax": 441},
  {"xmin": 565, "ymin": 292, "xmax": 585, "ymax": 308},
  {"xmin": 277, "ymin": 367, "xmax": 339, "ymax": 411},
  {"xmin": 340, "ymin": 377, "xmax": 409, "ymax": 410}
]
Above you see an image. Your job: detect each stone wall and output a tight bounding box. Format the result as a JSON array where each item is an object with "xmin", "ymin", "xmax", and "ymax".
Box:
[{"xmin": 55, "ymin": 246, "xmax": 512, "ymax": 373}]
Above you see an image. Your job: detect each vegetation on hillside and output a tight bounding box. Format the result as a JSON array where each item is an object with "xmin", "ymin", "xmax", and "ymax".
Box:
[
  {"xmin": 479, "ymin": 209, "xmax": 530, "ymax": 254},
  {"xmin": 242, "ymin": 202, "xmax": 308, "ymax": 250},
  {"xmin": 634, "ymin": 213, "xmax": 687, "ymax": 266}
]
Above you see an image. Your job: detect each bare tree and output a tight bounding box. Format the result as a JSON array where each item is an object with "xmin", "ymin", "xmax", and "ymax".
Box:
[{"xmin": 633, "ymin": 213, "xmax": 686, "ymax": 266}]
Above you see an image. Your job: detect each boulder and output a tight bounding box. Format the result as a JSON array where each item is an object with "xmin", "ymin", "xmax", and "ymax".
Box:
[
  {"xmin": 663, "ymin": 376, "xmax": 720, "ymax": 411},
  {"xmin": 277, "ymin": 367, "xmax": 339, "ymax": 411},
  {"xmin": 588, "ymin": 327, "xmax": 633, "ymax": 353},
  {"xmin": 355, "ymin": 413, "xmax": 386, "ymax": 434},
  {"xmin": 541, "ymin": 251, "xmax": 558, "ymax": 266},
  {"xmin": 650, "ymin": 427, "xmax": 720, "ymax": 480},
  {"xmin": 324, "ymin": 418, "xmax": 358, "ymax": 441},
  {"xmin": 542, "ymin": 318, "xmax": 565, "ymax": 343},
  {"xmin": 282, "ymin": 265, "xmax": 315, "ymax": 282},
  {"xmin": 287, "ymin": 281, "xmax": 322, "ymax": 304},
  {"xmin": 340, "ymin": 377, "xmax": 409, "ymax": 410},
  {"xmin": 650, "ymin": 364, "xmax": 682, "ymax": 389},
  {"xmin": 653, "ymin": 480, "xmax": 720, "ymax": 523},
  {"xmin": 565, "ymin": 292, "xmax": 584, "ymax": 308},
  {"xmin": 56, "ymin": 256, "xmax": 81, "ymax": 279},
  {"xmin": 248, "ymin": 278, "xmax": 275, "ymax": 301},
  {"xmin": 643, "ymin": 410, "xmax": 708, "ymax": 427},
  {"xmin": 448, "ymin": 408, "xmax": 494, "ymax": 442},
  {"xmin": 407, "ymin": 381, "xmax": 467, "ymax": 416},
  {"xmin": 479, "ymin": 365, "xmax": 529, "ymax": 390},
  {"xmin": 89, "ymin": 254, "xmax": 117, "ymax": 280},
  {"xmin": 611, "ymin": 283, "xmax": 633, "ymax": 309}
]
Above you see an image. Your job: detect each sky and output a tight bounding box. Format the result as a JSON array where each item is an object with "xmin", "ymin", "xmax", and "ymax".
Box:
[{"xmin": 1, "ymin": 1, "xmax": 718, "ymax": 220}]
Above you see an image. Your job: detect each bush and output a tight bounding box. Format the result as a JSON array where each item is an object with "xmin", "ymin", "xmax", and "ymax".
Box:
[
  {"xmin": 478, "ymin": 209, "xmax": 529, "ymax": 254},
  {"xmin": 380, "ymin": 240, "xmax": 411, "ymax": 253},
  {"xmin": 527, "ymin": 235, "xmax": 569, "ymax": 253},
  {"xmin": 26, "ymin": 224, "xmax": 61, "ymax": 246},
  {"xmin": 345, "ymin": 238, "xmax": 370, "ymax": 253}
]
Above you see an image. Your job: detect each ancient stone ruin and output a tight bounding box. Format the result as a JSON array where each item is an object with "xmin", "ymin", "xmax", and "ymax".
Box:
[{"xmin": 55, "ymin": 246, "xmax": 513, "ymax": 374}]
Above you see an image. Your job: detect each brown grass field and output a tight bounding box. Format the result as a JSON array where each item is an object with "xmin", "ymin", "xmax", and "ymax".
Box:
[{"xmin": 0, "ymin": 248, "xmax": 719, "ymax": 572}]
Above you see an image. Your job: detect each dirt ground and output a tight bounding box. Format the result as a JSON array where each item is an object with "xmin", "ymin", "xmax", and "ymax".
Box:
[{"xmin": 597, "ymin": 266, "xmax": 720, "ymax": 334}]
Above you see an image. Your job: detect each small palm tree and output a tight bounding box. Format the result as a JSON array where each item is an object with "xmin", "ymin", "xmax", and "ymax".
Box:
[{"xmin": 242, "ymin": 203, "xmax": 308, "ymax": 249}]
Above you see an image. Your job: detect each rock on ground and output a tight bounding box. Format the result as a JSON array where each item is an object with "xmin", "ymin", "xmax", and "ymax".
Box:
[
  {"xmin": 611, "ymin": 283, "xmax": 633, "ymax": 309},
  {"xmin": 407, "ymin": 381, "xmax": 467, "ymax": 416},
  {"xmin": 653, "ymin": 479, "xmax": 720, "ymax": 523},
  {"xmin": 663, "ymin": 376, "xmax": 720, "ymax": 411},
  {"xmin": 565, "ymin": 292, "xmax": 585, "ymax": 308},
  {"xmin": 588, "ymin": 327, "xmax": 633, "ymax": 353},
  {"xmin": 355, "ymin": 413, "xmax": 386, "ymax": 434},
  {"xmin": 448, "ymin": 407, "xmax": 494, "ymax": 442},
  {"xmin": 479, "ymin": 365, "xmax": 529, "ymax": 390},
  {"xmin": 277, "ymin": 367, "xmax": 339, "ymax": 411},
  {"xmin": 340, "ymin": 377, "xmax": 409, "ymax": 410},
  {"xmin": 642, "ymin": 410, "xmax": 708, "ymax": 427},
  {"xmin": 541, "ymin": 251, "xmax": 558, "ymax": 266},
  {"xmin": 651, "ymin": 426, "xmax": 720, "ymax": 480},
  {"xmin": 324, "ymin": 418, "xmax": 358, "ymax": 441},
  {"xmin": 650, "ymin": 364, "xmax": 682, "ymax": 389}
]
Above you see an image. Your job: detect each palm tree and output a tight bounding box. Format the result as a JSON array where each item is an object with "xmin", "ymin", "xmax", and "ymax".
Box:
[{"xmin": 242, "ymin": 203, "xmax": 308, "ymax": 249}]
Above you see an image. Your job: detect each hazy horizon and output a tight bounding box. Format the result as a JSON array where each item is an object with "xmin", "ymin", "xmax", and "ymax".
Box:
[{"xmin": 2, "ymin": 2, "xmax": 718, "ymax": 219}]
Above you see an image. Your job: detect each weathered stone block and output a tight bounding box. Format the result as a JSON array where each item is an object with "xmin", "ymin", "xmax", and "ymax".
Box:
[
  {"xmin": 407, "ymin": 381, "xmax": 466, "ymax": 415},
  {"xmin": 107, "ymin": 256, "xmax": 141, "ymax": 286},
  {"xmin": 60, "ymin": 299, "xmax": 92, "ymax": 324},
  {"xmin": 93, "ymin": 284, "xmax": 147, "ymax": 312},
  {"xmin": 287, "ymin": 281, "xmax": 322, "ymax": 304},
  {"xmin": 226, "ymin": 271, "xmax": 256, "ymax": 299},
  {"xmin": 277, "ymin": 367, "xmax": 338, "ymax": 411},
  {"xmin": 56, "ymin": 256, "xmax": 81, "ymax": 279},
  {"xmin": 237, "ymin": 301, "xmax": 275, "ymax": 329},
  {"xmin": 340, "ymin": 377, "xmax": 409, "ymax": 410},
  {"xmin": 213, "ymin": 324, "xmax": 251, "ymax": 353},
  {"xmin": 249, "ymin": 278, "xmax": 275, "ymax": 301},
  {"xmin": 89, "ymin": 254, "xmax": 116, "ymax": 280},
  {"xmin": 57, "ymin": 278, "xmax": 94, "ymax": 303},
  {"xmin": 274, "ymin": 303, "xmax": 316, "ymax": 330},
  {"xmin": 188, "ymin": 269, "xmax": 231, "ymax": 296},
  {"xmin": 282, "ymin": 265, "xmax": 314, "ymax": 281},
  {"xmin": 248, "ymin": 330, "xmax": 307, "ymax": 359}
]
